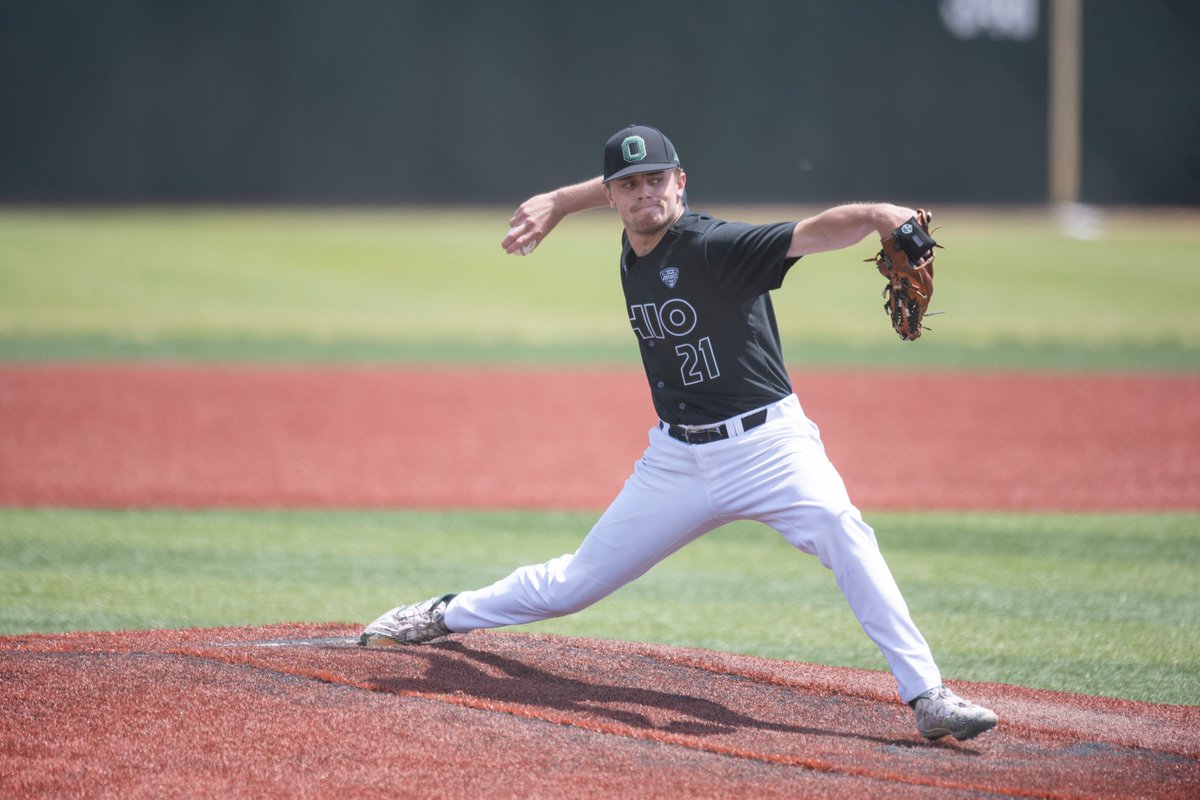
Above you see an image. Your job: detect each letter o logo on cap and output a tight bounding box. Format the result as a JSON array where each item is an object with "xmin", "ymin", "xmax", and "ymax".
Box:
[{"xmin": 622, "ymin": 135, "xmax": 647, "ymax": 164}]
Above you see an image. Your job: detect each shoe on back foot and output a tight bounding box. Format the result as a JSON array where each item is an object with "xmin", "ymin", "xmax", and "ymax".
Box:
[
  {"xmin": 358, "ymin": 593, "xmax": 457, "ymax": 647},
  {"xmin": 911, "ymin": 685, "xmax": 998, "ymax": 741}
]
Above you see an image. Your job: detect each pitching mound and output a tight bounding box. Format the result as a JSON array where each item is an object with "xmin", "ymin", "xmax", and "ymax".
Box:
[{"xmin": 3, "ymin": 624, "xmax": 1197, "ymax": 799}]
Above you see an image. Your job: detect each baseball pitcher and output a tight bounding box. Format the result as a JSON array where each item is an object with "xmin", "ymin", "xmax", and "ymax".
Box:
[{"xmin": 359, "ymin": 125, "xmax": 995, "ymax": 742}]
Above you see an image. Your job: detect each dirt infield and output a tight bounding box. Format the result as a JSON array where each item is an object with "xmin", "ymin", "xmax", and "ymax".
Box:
[
  {"xmin": 2, "ymin": 364, "xmax": 1198, "ymax": 510},
  {"xmin": 3, "ymin": 624, "xmax": 1198, "ymax": 800},
  {"xmin": 3, "ymin": 364, "xmax": 1198, "ymax": 798}
]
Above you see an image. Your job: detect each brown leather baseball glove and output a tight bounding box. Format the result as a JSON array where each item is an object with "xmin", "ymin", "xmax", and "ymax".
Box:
[{"xmin": 871, "ymin": 209, "xmax": 938, "ymax": 341}]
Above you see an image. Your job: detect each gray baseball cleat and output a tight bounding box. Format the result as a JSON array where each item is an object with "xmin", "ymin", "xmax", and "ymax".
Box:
[
  {"xmin": 358, "ymin": 593, "xmax": 458, "ymax": 647},
  {"xmin": 910, "ymin": 685, "xmax": 998, "ymax": 741}
]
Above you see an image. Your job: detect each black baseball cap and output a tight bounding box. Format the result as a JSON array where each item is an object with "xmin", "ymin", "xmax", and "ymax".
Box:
[{"xmin": 603, "ymin": 125, "xmax": 681, "ymax": 184}]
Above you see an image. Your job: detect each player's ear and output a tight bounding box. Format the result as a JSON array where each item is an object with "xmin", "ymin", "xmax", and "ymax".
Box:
[
  {"xmin": 675, "ymin": 169, "xmax": 687, "ymax": 196},
  {"xmin": 605, "ymin": 184, "xmax": 616, "ymax": 208}
]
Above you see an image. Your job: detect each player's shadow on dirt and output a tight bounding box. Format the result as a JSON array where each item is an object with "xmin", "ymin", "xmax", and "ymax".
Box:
[{"xmin": 369, "ymin": 638, "xmax": 909, "ymax": 746}]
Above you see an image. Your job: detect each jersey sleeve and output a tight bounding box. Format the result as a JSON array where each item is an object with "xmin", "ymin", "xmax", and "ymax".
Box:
[{"xmin": 701, "ymin": 220, "xmax": 799, "ymax": 301}]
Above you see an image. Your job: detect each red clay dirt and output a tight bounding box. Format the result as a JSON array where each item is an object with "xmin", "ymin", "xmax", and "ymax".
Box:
[
  {"xmin": 3, "ymin": 624, "xmax": 1198, "ymax": 800},
  {"xmin": 2, "ymin": 364, "xmax": 1198, "ymax": 798},
  {"xmin": 2, "ymin": 363, "xmax": 1198, "ymax": 511}
]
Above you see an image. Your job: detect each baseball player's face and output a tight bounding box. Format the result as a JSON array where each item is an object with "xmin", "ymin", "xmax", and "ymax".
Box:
[{"xmin": 606, "ymin": 169, "xmax": 687, "ymax": 237}]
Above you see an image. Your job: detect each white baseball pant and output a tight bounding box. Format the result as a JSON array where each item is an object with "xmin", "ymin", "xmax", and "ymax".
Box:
[{"xmin": 444, "ymin": 393, "xmax": 943, "ymax": 702}]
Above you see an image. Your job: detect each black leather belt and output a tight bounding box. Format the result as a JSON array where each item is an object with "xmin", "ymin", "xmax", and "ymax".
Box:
[{"xmin": 661, "ymin": 408, "xmax": 770, "ymax": 445}]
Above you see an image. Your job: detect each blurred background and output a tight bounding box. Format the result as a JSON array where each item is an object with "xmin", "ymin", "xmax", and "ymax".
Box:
[{"xmin": 2, "ymin": 0, "xmax": 1197, "ymax": 207}]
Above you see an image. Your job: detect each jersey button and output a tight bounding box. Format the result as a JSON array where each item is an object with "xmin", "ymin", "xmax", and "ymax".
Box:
[
  {"xmin": 648, "ymin": 340, "xmax": 656, "ymax": 348},
  {"xmin": 656, "ymin": 381, "xmax": 665, "ymax": 389},
  {"xmin": 678, "ymin": 403, "xmax": 686, "ymax": 410}
]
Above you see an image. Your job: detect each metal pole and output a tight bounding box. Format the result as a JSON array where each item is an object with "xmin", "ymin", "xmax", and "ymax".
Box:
[{"xmin": 1048, "ymin": 0, "xmax": 1083, "ymax": 204}]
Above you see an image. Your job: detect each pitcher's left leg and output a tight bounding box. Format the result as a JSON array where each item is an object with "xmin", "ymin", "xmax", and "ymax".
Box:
[
  {"xmin": 727, "ymin": 410, "xmax": 942, "ymax": 702},
  {"xmin": 782, "ymin": 504, "xmax": 942, "ymax": 702}
]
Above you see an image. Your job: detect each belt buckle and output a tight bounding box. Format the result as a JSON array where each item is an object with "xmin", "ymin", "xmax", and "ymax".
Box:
[{"xmin": 683, "ymin": 424, "xmax": 725, "ymax": 444}]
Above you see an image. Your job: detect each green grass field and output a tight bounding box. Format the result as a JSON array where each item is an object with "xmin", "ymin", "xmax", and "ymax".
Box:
[
  {"xmin": 1, "ymin": 206, "xmax": 1198, "ymax": 706},
  {"xmin": 1, "ymin": 509, "xmax": 1196, "ymax": 705},
  {"xmin": 1, "ymin": 206, "xmax": 1198, "ymax": 368}
]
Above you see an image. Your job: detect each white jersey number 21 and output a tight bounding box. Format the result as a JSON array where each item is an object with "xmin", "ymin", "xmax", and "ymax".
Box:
[{"xmin": 675, "ymin": 337, "xmax": 720, "ymax": 386}]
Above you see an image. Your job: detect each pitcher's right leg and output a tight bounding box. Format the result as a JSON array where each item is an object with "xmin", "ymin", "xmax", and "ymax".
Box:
[{"xmin": 446, "ymin": 427, "xmax": 724, "ymax": 632}]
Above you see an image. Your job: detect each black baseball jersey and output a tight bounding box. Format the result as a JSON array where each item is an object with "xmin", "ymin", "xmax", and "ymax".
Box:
[{"xmin": 620, "ymin": 209, "xmax": 800, "ymax": 426}]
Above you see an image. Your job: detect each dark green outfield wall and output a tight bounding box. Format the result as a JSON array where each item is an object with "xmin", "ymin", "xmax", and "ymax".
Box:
[{"xmin": 1, "ymin": 0, "xmax": 1196, "ymax": 204}]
